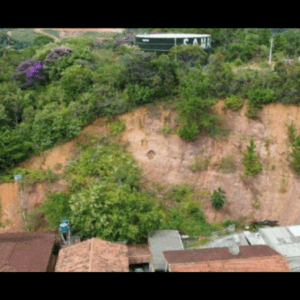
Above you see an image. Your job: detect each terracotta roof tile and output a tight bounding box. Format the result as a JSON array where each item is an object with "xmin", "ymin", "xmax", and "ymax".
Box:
[
  {"xmin": 0, "ymin": 231, "xmax": 57, "ymax": 272},
  {"xmin": 55, "ymin": 238, "xmax": 129, "ymax": 272},
  {"xmin": 163, "ymin": 245, "xmax": 291, "ymax": 272}
]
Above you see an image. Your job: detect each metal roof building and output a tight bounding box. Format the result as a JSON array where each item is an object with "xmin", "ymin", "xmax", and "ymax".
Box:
[
  {"xmin": 243, "ymin": 231, "xmax": 267, "ymax": 245},
  {"xmin": 258, "ymin": 225, "xmax": 300, "ymax": 272},
  {"xmin": 148, "ymin": 230, "xmax": 184, "ymax": 271}
]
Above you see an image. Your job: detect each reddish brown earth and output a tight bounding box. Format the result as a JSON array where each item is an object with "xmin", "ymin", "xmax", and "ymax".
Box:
[{"xmin": 1, "ymin": 100, "xmax": 300, "ymax": 232}]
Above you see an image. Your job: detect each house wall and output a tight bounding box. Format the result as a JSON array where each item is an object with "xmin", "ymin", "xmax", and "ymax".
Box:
[{"xmin": 168, "ymin": 256, "xmax": 291, "ymax": 272}]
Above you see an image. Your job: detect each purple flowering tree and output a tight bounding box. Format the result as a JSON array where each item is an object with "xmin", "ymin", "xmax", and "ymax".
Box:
[
  {"xmin": 26, "ymin": 61, "xmax": 45, "ymax": 85},
  {"xmin": 13, "ymin": 60, "xmax": 46, "ymax": 87},
  {"xmin": 45, "ymin": 46, "xmax": 73, "ymax": 66}
]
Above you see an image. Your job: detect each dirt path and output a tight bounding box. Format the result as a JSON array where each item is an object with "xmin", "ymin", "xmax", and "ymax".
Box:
[
  {"xmin": 51, "ymin": 28, "xmax": 124, "ymax": 32},
  {"xmin": 34, "ymin": 28, "xmax": 60, "ymax": 42}
]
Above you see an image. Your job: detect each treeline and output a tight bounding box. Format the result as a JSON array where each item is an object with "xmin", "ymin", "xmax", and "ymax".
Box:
[{"xmin": 1, "ymin": 29, "xmax": 300, "ymax": 173}]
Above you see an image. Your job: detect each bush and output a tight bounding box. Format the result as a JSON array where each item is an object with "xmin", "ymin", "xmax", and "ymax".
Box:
[
  {"xmin": 188, "ymin": 156, "xmax": 211, "ymax": 172},
  {"xmin": 40, "ymin": 191, "xmax": 72, "ymax": 229},
  {"xmin": 178, "ymin": 120, "xmax": 199, "ymax": 141},
  {"xmin": 224, "ymin": 95, "xmax": 245, "ymax": 111},
  {"xmin": 33, "ymin": 35, "xmax": 54, "ymax": 47},
  {"xmin": 242, "ymin": 137, "xmax": 262, "ymax": 175},
  {"xmin": 108, "ymin": 117, "xmax": 126, "ymax": 136},
  {"xmin": 211, "ymin": 188, "xmax": 226, "ymax": 210},
  {"xmin": 168, "ymin": 45, "xmax": 207, "ymax": 67},
  {"xmin": 247, "ymin": 87, "xmax": 276, "ymax": 109},
  {"xmin": 216, "ymin": 156, "xmax": 236, "ymax": 173},
  {"xmin": 31, "ymin": 103, "xmax": 82, "ymax": 152},
  {"xmin": 287, "ymin": 121, "xmax": 297, "ymax": 143}
]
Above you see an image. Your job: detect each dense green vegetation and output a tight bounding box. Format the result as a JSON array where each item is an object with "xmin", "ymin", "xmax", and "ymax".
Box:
[{"xmin": 2, "ymin": 28, "xmax": 300, "ymax": 241}]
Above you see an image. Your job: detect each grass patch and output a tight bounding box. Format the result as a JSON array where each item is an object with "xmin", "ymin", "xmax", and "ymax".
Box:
[
  {"xmin": 287, "ymin": 121, "xmax": 297, "ymax": 143},
  {"xmin": 41, "ymin": 29, "xmax": 61, "ymax": 39},
  {"xmin": 10, "ymin": 29, "xmax": 42, "ymax": 43},
  {"xmin": 279, "ymin": 177, "xmax": 288, "ymax": 193},
  {"xmin": 215, "ymin": 155, "xmax": 236, "ymax": 174},
  {"xmin": 188, "ymin": 156, "xmax": 211, "ymax": 172},
  {"xmin": 159, "ymin": 125, "xmax": 176, "ymax": 135},
  {"xmin": 264, "ymin": 137, "xmax": 272, "ymax": 150},
  {"xmin": 107, "ymin": 117, "xmax": 126, "ymax": 137}
]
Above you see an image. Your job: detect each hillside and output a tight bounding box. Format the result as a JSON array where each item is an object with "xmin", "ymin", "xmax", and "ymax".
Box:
[{"xmin": 1, "ymin": 99, "xmax": 300, "ymax": 233}]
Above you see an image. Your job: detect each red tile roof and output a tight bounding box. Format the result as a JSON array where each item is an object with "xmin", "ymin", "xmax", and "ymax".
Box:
[
  {"xmin": 163, "ymin": 245, "xmax": 291, "ymax": 272},
  {"xmin": 55, "ymin": 238, "xmax": 129, "ymax": 272},
  {"xmin": 0, "ymin": 231, "xmax": 57, "ymax": 272}
]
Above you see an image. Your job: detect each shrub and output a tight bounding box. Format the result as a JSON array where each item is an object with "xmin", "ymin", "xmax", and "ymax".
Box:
[
  {"xmin": 33, "ymin": 35, "xmax": 54, "ymax": 47},
  {"xmin": 168, "ymin": 45, "xmax": 207, "ymax": 67},
  {"xmin": 188, "ymin": 156, "xmax": 211, "ymax": 172},
  {"xmin": 216, "ymin": 156, "xmax": 236, "ymax": 173},
  {"xmin": 108, "ymin": 117, "xmax": 126, "ymax": 136},
  {"xmin": 178, "ymin": 120, "xmax": 199, "ymax": 141},
  {"xmin": 211, "ymin": 188, "xmax": 226, "ymax": 210},
  {"xmin": 168, "ymin": 184, "xmax": 194, "ymax": 203},
  {"xmin": 290, "ymin": 136, "xmax": 300, "ymax": 175},
  {"xmin": 40, "ymin": 191, "xmax": 72, "ymax": 229},
  {"xmin": 224, "ymin": 95, "xmax": 245, "ymax": 111},
  {"xmin": 242, "ymin": 137, "xmax": 262, "ymax": 175},
  {"xmin": 247, "ymin": 87, "xmax": 276, "ymax": 109},
  {"xmin": 287, "ymin": 121, "xmax": 297, "ymax": 143}
]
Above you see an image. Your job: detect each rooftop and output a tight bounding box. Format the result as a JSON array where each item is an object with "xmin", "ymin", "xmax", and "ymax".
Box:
[
  {"xmin": 148, "ymin": 230, "xmax": 184, "ymax": 271},
  {"xmin": 164, "ymin": 245, "xmax": 280, "ymax": 264},
  {"xmin": 55, "ymin": 238, "xmax": 129, "ymax": 272},
  {"xmin": 163, "ymin": 245, "xmax": 291, "ymax": 272},
  {"xmin": 0, "ymin": 231, "xmax": 57, "ymax": 272},
  {"xmin": 135, "ymin": 33, "xmax": 211, "ymax": 39}
]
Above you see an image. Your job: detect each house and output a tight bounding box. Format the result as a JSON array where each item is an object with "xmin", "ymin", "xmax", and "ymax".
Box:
[
  {"xmin": 258, "ymin": 225, "xmax": 300, "ymax": 272},
  {"xmin": 148, "ymin": 230, "xmax": 184, "ymax": 272},
  {"xmin": 0, "ymin": 231, "xmax": 59, "ymax": 272},
  {"xmin": 55, "ymin": 237, "xmax": 130, "ymax": 272},
  {"xmin": 163, "ymin": 244, "xmax": 291, "ymax": 272}
]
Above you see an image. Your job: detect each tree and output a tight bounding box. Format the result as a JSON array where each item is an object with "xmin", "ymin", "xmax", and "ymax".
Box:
[
  {"xmin": 211, "ymin": 188, "xmax": 226, "ymax": 210},
  {"xmin": 242, "ymin": 137, "xmax": 262, "ymax": 175},
  {"xmin": 68, "ymin": 182, "xmax": 165, "ymax": 243},
  {"xmin": 33, "ymin": 35, "xmax": 54, "ymax": 47},
  {"xmin": 205, "ymin": 52, "xmax": 235, "ymax": 98},
  {"xmin": 168, "ymin": 45, "xmax": 207, "ymax": 67},
  {"xmin": 60, "ymin": 64, "xmax": 97, "ymax": 100}
]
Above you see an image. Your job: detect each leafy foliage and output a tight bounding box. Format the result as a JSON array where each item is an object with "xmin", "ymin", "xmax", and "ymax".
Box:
[
  {"xmin": 68, "ymin": 182, "xmax": 164, "ymax": 243},
  {"xmin": 224, "ymin": 95, "xmax": 245, "ymax": 111},
  {"xmin": 211, "ymin": 188, "xmax": 226, "ymax": 210}
]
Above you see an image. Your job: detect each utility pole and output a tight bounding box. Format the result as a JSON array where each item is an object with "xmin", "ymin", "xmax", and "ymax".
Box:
[{"xmin": 269, "ymin": 37, "xmax": 273, "ymax": 65}]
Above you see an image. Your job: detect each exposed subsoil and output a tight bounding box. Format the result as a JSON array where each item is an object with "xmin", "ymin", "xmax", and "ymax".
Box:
[{"xmin": 1, "ymin": 99, "xmax": 300, "ymax": 232}]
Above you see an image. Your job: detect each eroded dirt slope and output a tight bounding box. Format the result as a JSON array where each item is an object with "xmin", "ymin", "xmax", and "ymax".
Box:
[
  {"xmin": 119, "ymin": 101, "xmax": 300, "ymax": 225},
  {"xmin": 1, "ymin": 100, "xmax": 300, "ymax": 232}
]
